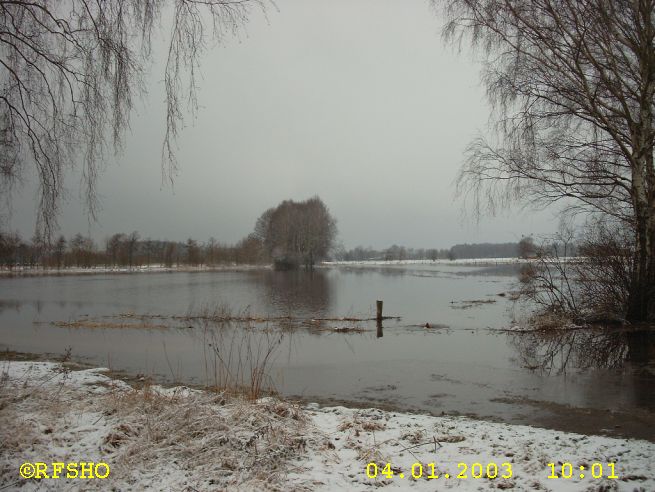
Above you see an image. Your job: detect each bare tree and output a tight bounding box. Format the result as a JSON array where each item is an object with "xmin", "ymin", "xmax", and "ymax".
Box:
[
  {"xmin": 518, "ymin": 235, "xmax": 535, "ymax": 259},
  {"xmin": 163, "ymin": 241, "xmax": 177, "ymax": 268},
  {"xmin": 30, "ymin": 232, "xmax": 45, "ymax": 267},
  {"xmin": 0, "ymin": 230, "xmax": 21, "ymax": 269},
  {"xmin": 70, "ymin": 233, "xmax": 95, "ymax": 267},
  {"xmin": 435, "ymin": 0, "xmax": 655, "ymax": 321},
  {"xmin": 143, "ymin": 238, "xmax": 153, "ymax": 266},
  {"xmin": 235, "ymin": 233, "xmax": 263, "ymax": 264},
  {"xmin": 0, "ymin": 0, "xmax": 265, "ymax": 238},
  {"xmin": 106, "ymin": 233, "xmax": 126, "ymax": 267},
  {"xmin": 53, "ymin": 234, "xmax": 66, "ymax": 269},
  {"xmin": 186, "ymin": 238, "xmax": 202, "ymax": 266},
  {"xmin": 300, "ymin": 196, "xmax": 338, "ymax": 268},
  {"xmin": 126, "ymin": 230, "xmax": 140, "ymax": 267},
  {"xmin": 206, "ymin": 236, "xmax": 217, "ymax": 266}
]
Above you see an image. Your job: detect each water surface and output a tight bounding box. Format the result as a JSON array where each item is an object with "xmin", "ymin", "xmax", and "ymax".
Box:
[{"xmin": 1, "ymin": 263, "xmax": 653, "ymax": 440}]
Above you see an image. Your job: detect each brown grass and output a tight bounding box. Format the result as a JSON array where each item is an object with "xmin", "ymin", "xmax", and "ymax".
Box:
[
  {"xmin": 0, "ymin": 364, "xmax": 323, "ymax": 491},
  {"xmin": 338, "ymin": 413, "xmax": 387, "ymax": 433},
  {"xmin": 99, "ymin": 387, "xmax": 318, "ymax": 489},
  {"xmin": 53, "ymin": 320, "xmax": 168, "ymax": 330}
]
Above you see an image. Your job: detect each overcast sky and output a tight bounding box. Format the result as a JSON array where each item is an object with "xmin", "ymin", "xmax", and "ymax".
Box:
[{"xmin": 10, "ymin": 0, "xmax": 559, "ymax": 249}]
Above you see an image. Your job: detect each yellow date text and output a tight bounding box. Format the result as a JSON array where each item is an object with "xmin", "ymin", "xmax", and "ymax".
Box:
[{"xmin": 365, "ymin": 462, "xmax": 513, "ymax": 480}]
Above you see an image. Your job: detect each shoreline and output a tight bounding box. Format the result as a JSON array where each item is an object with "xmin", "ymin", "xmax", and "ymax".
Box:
[
  {"xmin": 0, "ymin": 264, "xmax": 271, "ymax": 278},
  {"xmin": 1, "ymin": 359, "xmax": 654, "ymax": 490},
  {"xmin": 3, "ymin": 349, "xmax": 654, "ymax": 444},
  {"xmin": 0, "ymin": 258, "xmax": 585, "ymax": 278},
  {"xmin": 0, "ymin": 260, "xmax": 530, "ymax": 279}
]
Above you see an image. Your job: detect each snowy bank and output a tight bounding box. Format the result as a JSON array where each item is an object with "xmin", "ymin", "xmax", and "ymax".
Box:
[{"xmin": 1, "ymin": 361, "xmax": 653, "ymax": 491}]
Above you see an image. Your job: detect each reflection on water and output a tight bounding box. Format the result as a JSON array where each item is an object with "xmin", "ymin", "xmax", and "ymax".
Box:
[
  {"xmin": 626, "ymin": 330, "xmax": 655, "ymax": 365},
  {"xmin": 0, "ymin": 299, "xmax": 23, "ymax": 314},
  {"xmin": 0, "ymin": 264, "xmax": 654, "ymax": 440},
  {"xmin": 509, "ymin": 326, "xmax": 655, "ymax": 426},
  {"xmin": 262, "ymin": 270, "xmax": 332, "ymax": 316},
  {"xmin": 337, "ymin": 263, "xmax": 523, "ymax": 279},
  {"xmin": 511, "ymin": 327, "xmax": 655, "ymax": 374}
]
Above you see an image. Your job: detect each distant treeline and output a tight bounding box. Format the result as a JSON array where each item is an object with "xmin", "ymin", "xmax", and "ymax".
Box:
[
  {"xmin": 0, "ymin": 230, "xmax": 266, "ymax": 269},
  {"xmin": 0, "ymin": 227, "xmax": 577, "ymax": 270},
  {"xmin": 333, "ymin": 243, "xmax": 516, "ymax": 261},
  {"xmin": 334, "ymin": 238, "xmax": 577, "ymax": 261},
  {"xmin": 333, "ymin": 245, "xmax": 449, "ymax": 261},
  {"xmin": 450, "ymin": 242, "xmax": 519, "ymax": 259}
]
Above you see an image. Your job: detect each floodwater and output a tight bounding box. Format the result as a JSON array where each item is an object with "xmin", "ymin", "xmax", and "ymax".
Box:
[{"xmin": 1, "ymin": 263, "xmax": 654, "ymax": 440}]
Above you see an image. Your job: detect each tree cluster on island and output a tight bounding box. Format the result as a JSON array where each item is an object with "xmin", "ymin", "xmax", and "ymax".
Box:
[{"xmin": 254, "ymin": 197, "xmax": 337, "ymax": 269}]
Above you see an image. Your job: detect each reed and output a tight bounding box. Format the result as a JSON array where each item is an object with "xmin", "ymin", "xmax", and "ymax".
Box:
[{"xmin": 200, "ymin": 319, "xmax": 282, "ymax": 400}]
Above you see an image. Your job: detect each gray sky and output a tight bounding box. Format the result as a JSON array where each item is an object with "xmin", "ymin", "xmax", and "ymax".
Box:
[{"xmin": 11, "ymin": 0, "xmax": 558, "ymax": 249}]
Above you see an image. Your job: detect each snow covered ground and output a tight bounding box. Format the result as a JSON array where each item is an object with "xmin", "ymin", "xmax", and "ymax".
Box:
[{"xmin": 1, "ymin": 361, "xmax": 653, "ymax": 491}]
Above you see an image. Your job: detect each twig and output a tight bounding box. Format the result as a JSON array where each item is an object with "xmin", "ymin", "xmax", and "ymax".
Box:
[
  {"xmin": 0, "ymin": 481, "xmax": 21, "ymax": 491},
  {"xmin": 398, "ymin": 438, "xmax": 442, "ymax": 454}
]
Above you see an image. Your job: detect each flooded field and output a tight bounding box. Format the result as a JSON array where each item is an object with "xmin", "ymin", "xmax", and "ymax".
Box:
[{"xmin": 1, "ymin": 262, "xmax": 654, "ymax": 440}]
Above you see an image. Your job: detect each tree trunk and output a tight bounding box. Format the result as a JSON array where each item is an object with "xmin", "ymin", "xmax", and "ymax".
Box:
[
  {"xmin": 627, "ymin": 125, "xmax": 654, "ymax": 320},
  {"xmin": 627, "ymin": 35, "xmax": 655, "ymax": 322},
  {"xmin": 628, "ymin": 204, "xmax": 655, "ymax": 322}
]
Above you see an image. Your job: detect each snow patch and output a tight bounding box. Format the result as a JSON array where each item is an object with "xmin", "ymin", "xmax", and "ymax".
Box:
[{"xmin": 1, "ymin": 361, "xmax": 652, "ymax": 491}]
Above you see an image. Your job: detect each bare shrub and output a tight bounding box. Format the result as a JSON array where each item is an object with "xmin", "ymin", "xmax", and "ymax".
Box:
[{"xmin": 520, "ymin": 219, "xmax": 635, "ymax": 326}]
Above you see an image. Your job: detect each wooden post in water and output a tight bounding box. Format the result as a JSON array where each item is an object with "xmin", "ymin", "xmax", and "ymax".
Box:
[{"xmin": 376, "ymin": 300, "xmax": 383, "ymax": 338}]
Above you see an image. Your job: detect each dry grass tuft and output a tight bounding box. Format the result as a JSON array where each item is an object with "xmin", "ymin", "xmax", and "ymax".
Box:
[
  {"xmin": 338, "ymin": 413, "xmax": 387, "ymax": 433},
  {"xmin": 435, "ymin": 434, "xmax": 466, "ymax": 443},
  {"xmin": 98, "ymin": 387, "xmax": 319, "ymax": 488},
  {"xmin": 355, "ymin": 446, "xmax": 387, "ymax": 465},
  {"xmin": 401, "ymin": 428, "xmax": 425, "ymax": 444}
]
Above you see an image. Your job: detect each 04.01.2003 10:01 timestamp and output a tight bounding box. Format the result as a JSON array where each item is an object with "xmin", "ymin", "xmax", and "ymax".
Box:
[{"xmin": 366, "ymin": 462, "xmax": 513, "ymax": 480}]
